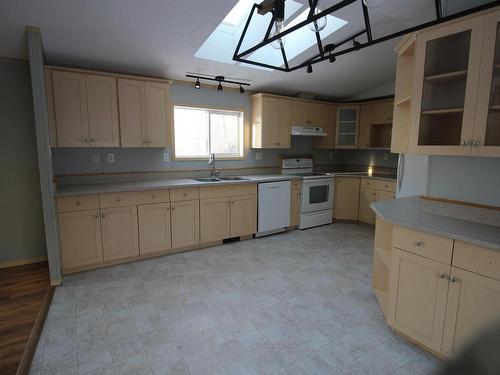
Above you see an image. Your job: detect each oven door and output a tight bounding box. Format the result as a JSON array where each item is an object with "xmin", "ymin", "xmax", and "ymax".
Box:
[{"xmin": 301, "ymin": 177, "xmax": 334, "ymax": 213}]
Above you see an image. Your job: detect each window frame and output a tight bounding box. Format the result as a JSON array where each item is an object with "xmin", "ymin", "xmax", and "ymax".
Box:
[{"xmin": 172, "ymin": 104, "xmax": 245, "ymax": 161}]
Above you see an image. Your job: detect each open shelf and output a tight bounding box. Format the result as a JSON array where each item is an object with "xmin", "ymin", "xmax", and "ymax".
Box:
[
  {"xmin": 424, "ymin": 70, "xmax": 467, "ymax": 83},
  {"xmin": 421, "ymin": 108, "xmax": 464, "ymax": 115}
]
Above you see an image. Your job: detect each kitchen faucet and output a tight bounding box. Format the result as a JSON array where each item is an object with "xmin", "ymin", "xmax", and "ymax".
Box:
[{"xmin": 208, "ymin": 153, "xmax": 220, "ymax": 177}]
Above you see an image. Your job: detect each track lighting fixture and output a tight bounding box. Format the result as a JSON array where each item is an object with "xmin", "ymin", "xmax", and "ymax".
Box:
[
  {"xmin": 353, "ymin": 39, "xmax": 361, "ymax": 50},
  {"xmin": 328, "ymin": 55, "xmax": 336, "ymax": 63},
  {"xmin": 186, "ymin": 74, "xmax": 250, "ymax": 94},
  {"xmin": 306, "ymin": 65, "xmax": 313, "ymax": 74}
]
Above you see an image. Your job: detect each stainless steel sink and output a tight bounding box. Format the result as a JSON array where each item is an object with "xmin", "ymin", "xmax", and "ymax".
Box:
[
  {"xmin": 193, "ymin": 177, "xmax": 221, "ymax": 182},
  {"xmin": 218, "ymin": 176, "xmax": 249, "ymax": 181}
]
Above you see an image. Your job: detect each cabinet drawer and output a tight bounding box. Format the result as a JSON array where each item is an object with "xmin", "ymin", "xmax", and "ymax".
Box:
[
  {"xmin": 453, "ymin": 241, "xmax": 500, "ymax": 281},
  {"xmin": 170, "ymin": 187, "xmax": 200, "ymax": 201},
  {"xmin": 361, "ymin": 178, "xmax": 396, "ymax": 192},
  {"xmin": 291, "ymin": 180, "xmax": 302, "ymax": 191},
  {"xmin": 57, "ymin": 194, "xmax": 99, "ymax": 212},
  {"xmin": 99, "ymin": 191, "xmax": 137, "ymax": 208},
  {"xmin": 137, "ymin": 189, "xmax": 170, "ymax": 204},
  {"xmin": 392, "ymin": 226, "xmax": 453, "ymax": 264},
  {"xmin": 199, "ymin": 184, "xmax": 257, "ymax": 199}
]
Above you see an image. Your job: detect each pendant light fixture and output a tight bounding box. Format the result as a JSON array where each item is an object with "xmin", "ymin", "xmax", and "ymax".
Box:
[
  {"xmin": 270, "ymin": 20, "xmax": 285, "ymax": 50},
  {"xmin": 307, "ymin": 0, "xmax": 327, "ymax": 32}
]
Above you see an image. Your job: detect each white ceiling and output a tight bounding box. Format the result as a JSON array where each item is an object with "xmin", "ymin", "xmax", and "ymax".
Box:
[{"xmin": 0, "ymin": 0, "xmax": 493, "ymax": 100}]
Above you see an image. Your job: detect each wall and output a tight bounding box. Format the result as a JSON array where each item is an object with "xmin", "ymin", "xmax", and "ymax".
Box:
[
  {"xmin": 0, "ymin": 61, "xmax": 46, "ymax": 265},
  {"xmin": 428, "ymin": 155, "xmax": 500, "ymax": 207},
  {"xmin": 53, "ymin": 82, "xmax": 398, "ymax": 176}
]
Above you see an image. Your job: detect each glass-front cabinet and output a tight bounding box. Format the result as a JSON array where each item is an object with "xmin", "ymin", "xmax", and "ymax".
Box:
[
  {"xmin": 335, "ymin": 106, "xmax": 359, "ymax": 148},
  {"xmin": 409, "ymin": 16, "xmax": 484, "ymax": 155},
  {"xmin": 474, "ymin": 10, "xmax": 500, "ymax": 156}
]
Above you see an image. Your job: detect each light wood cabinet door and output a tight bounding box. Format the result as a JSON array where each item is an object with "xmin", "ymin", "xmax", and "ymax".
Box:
[
  {"xmin": 86, "ymin": 75, "xmax": 120, "ymax": 147},
  {"xmin": 336, "ymin": 106, "xmax": 359, "ymax": 148},
  {"xmin": 409, "ymin": 16, "xmax": 485, "ymax": 155},
  {"xmin": 358, "ymin": 187, "xmax": 376, "ymax": 224},
  {"xmin": 118, "ymin": 79, "xmax": 147, "ymax": 147},
  {"xmin": 290, "ymin": 190, "xmax": 301, "ymax": 226},
  {"xmin": 314, "ymin": 104, "xmax": 336, "ymax": 149},
  {"xmin": 252, "ymin": 95, "xmax": 291, "ymax": 149},
  {"xmin": 101, "ymin": 206, "xmax": 139, "ymax": 261},
  {"xmin": 376, "ymin": 190, "xmax": 395, "ymax": 201},
  {"xmin": 473, "ymin": 10, "xmax": 500, "ymax": 157},
  {"xmin": 145, "ymin": 82, "xmax": 170, "ymax": 147},
  {"xmin": 138, "ymin": 203, "xmax": 171, "ymax": 254},
  {"xmin": 291, "ymin": 101, "xmax": 311, "ymax": 125},
  {"xmin": 52, "ymin": 70, "xmax": 89, "ymax": 147},
  {"xmin": 371, "ymin": 101, "xmax": 394, "ymax": 124},
  {"xmin": 171, "ymin": 200, "xmax": 200, "ymax": 248},
  {"xmin": 388, "ymin": 248, "xmax": 450, "ymax": 353},
  {"xmin": 200, "ymin": 197, "xmax": 231, "ymax": 243},
  {"xmin": 230, "ymin": 195, "xmax": 257, "ymax": 237},
  {"xmin": 442, "ymin": 267, "xmax": 500, "ymax": 358},
  {"xmin": 275, "ymin": 98, "xmax": 292, "ymax": 148},
  {"xmin": 58, "ymin": 209, "xmax": 103, "ymax": 270},
  {"xmin": 357, "ymin": 104, "xmax": 372, "ymax": 148},
  {"xmin": 333, "ymin": 177, "xmax": 360, "ymax": 221}
]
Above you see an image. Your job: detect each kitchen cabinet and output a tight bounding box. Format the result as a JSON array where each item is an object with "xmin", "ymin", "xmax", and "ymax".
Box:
[
  {"xmin": 101, "ymin": 205, "xmax": 139, "ymax": 261},
  {"xmin": 200, "ymin": 197, "xmax": 231, "ymax": 243},
  {"xmin": 357, "ymin": 104, "xmax": 372, "ymax": 149},
  {"xmin": 290, "ymin": 181, "xmax": 302, "ymax": 226},
  {"xmin": 251, "ymin": 94, "xmax": 291, "ymax": 149},
  {"xmin": 171, "ymin": 199, "xmax": 200, "ymax": 248},
  {"xmin": 118, "ymin": 79, "xmax": 170, "ymax": 147},
  {"xmin": 371, "ymin": 101, "xmax": 394, "ymax": 125},
  {"xmin": 51, "ymin": 70, "xmax": 119, "ymax": 147},
  {"xmin": 442, "ymin": 266, "xmax": 500, "ymax": 357},
  {"xmin": 58, "ymin": 209, "xmax": 103, "ymax": 269},
  {"xmin": 335, "ymin": 106, "xmax": 359, "ymax": 148},
  {"xmin": 138, "ymin": 202, "xmax": 171, "ymax": 254},
  {"xmin": 230, "ymin": 195, "xmax": 257, "ymax": 237},
  {"xmin": 388, "ymin": 248, "xmax": 450, "ymax": 353},
  {"xmin": 358, "ymin": 101, "xmax": 394, "ymax": 149},
  {"xmin": 313, "ymin": 104, "xmax": 336, "ymax": 149},
  {"xmin": 333, "ymin": 177, "xmax": 360, "ymax": 221},
  {"xmin": 358, "ymin": 187, "xmax": 376, "ymax": 224}
]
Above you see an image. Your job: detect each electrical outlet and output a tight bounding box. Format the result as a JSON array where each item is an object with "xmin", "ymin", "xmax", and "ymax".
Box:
[
  {"xmin": 92, "ymin": 154, "xmax": 100, "ymax": 164},
  {"xmin": 383, "ymin": 153, "xmax": 389, "ymax": 161},
  {"xmin": 107, "ymin": 153, "xmax": 115, "ymax": 163},
  {"xmin": 163, "ymin": 150, "xmax": 171, "ymax": 162},
  {"xmin": 255, "ymin": 152, "xmax": 262, "ymax": 161}
]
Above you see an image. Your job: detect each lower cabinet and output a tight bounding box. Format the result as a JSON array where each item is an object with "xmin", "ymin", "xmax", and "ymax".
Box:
[
  {"xmin": 334, "ymin": 177, "xmax": 360, "ymax": 221},
  {"xmin": 58, "ymin": 209, "xmax": 103, "ymax": 269},
  {"xmin": 358, "ymin": 187, "xmax": 377, "ymax": 224},
  {"xmin": 389, "ymin": 248, "xmax": 450, "ymax": 353},
  {"xmin": 377, "ymin": 190, "xmax": 395, "ymax": 201},
  {"xmin": 442, "ymin": 266, "xmax": 500, "ymax": 357},
  {"xmin": 171, "ymin": 200, "xmax": 200, "ymax": 248},
  {"xmin": 101, "ymin": 206, "xmax": 139, "ymax": 261},
  {"xmin": 290, "ymin": 189, "xmax": 301, "ymax": 226},
  {"xmin": 200, "ymin": 197, "xmax": 231, "ymax": 243},
  {"xmin": 230, "ymin": 195, "xmax": 257, "ymax": 237},
  {"xmin": 138, "ymin": 202, "xmax": 171, "ymax": 254}
]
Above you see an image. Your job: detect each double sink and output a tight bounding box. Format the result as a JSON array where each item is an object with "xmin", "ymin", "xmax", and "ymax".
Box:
[{"xmin": 193, "ymin": 176, "xmax": 250, "ymax": 183}]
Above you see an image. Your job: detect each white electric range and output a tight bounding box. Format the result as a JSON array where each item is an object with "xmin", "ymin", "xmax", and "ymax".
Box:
[{"xmin": 281, "ymin": 158, "xmax": 335, "ymax": 229}]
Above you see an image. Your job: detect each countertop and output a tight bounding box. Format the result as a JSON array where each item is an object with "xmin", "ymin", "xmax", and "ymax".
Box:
[
  {"xmin": 330, "ymin": 172, "xmax": 397, "ymax": 181},
  {"xmin": 371, "ymin": 196, "xmax": 500, "ymax": 251},
  {"xmin": 55, "ymin": 174, "xmax": 302, "ymax": 197}
]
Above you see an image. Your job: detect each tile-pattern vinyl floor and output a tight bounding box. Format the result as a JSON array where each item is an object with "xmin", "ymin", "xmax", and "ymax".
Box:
[{"xmin": 29, "ymin": 224, "xmax": 442, "ymax": 375}]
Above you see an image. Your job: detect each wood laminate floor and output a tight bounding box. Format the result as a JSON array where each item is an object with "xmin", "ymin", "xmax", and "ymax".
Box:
[{"xmin": 0, "ymin": 262, "xmax": 50, "ymax": 375}]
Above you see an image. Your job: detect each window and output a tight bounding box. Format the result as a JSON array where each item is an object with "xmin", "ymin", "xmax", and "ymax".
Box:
[{"xmin": 174, "ymin": 106, "xmax": 244, "ymax": 159}]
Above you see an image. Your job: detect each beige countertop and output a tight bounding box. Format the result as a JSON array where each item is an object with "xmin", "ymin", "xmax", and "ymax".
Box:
[{"xmin": 330, "ymin": 172, "xmax": 397, "ymax": 181}]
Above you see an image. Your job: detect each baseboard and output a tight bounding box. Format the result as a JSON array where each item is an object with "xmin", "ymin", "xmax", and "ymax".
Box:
[{"xmin": 0, "ymin": 256, "xmax": 48, "ymax": 269}]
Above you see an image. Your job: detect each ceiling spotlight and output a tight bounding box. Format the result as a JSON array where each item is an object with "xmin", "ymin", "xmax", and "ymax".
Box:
[
  {"xmin": 353, "ymin": 39, "xmax": 361, "ymax": 50},
  {"xmin": 239, "ymin": 85, "xmax": 245, "ymax": 94},
  {"xmin": 306, "ymin": 65, "xmax": 313, "ymax": 74},
  {"xmin": 329, "ymin": 55, "xmax": 336, "ymax": 63},
  {"xmin": 194, "ymin": 78, "xmax": 201, "ymax": 89},
  {"xmin": 217, "ymin": 82, "xmax": 223, "ymax": 92}
]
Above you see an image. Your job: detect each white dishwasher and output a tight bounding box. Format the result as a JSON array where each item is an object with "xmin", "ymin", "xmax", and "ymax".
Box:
[{"xmin": 256, "ymin": 181, "xmax": 291, "ymax": 237}]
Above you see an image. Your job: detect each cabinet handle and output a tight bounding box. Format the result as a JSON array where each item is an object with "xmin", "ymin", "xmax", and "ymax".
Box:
[
  {"xmin": 152, "ymin": 194, "xmax": 156, "ymax": 199},
  {"xmin": 94, "ymin": 214, "xmax": 99, "ymax": 219},
  {"xmin": 439, "ymin": 273, "xmax": 449, "ymax": 280},
  {"xmin": 415, "ymin": 241, "xmax": 425, "ymax": 247},
  {"xmin": 116, "ymin": 198, "xmax": 121, "ymax": 202},
  {"xmin": 451, "ymin": 277, "xmax": 460, "ymax": 283},
  {"xmin": 101, "ymin": 214, "xmax": 105, "ymax": 218},
  {"xmin": 461, "ymin": 139, "xmax": 471, "ymax": 146},
  {"xmin": 75, "ymin": 200, "xmax": 81, "ymax": 206},
  {"xmin": 90, "ymin": 138, "xmax": 95, "ymax": 143},
  {"xmin": 172, "ymin": 207, "xmax": 176, "ymax": 210},
  {"xmin": 84, "ymin": 137, "xmax": 89, "ymax": 143},
  {"xmin": 472, "ymin": 140, "xmax": 481, "ymax": 147}
]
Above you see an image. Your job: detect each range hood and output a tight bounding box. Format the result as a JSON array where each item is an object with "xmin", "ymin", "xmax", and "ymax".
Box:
[{"xmin": 291, "ymin": 126, "xmax": 327, "ymax": 136}]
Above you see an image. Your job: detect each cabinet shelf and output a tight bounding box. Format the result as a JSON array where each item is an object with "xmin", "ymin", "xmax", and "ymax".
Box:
[
  {"xmin": 421, "ymin": 108, "xmax": 464, "ymax": 115},
  {"xmin": 490, "ymin": 105, "xmax": 500, "ymax": 111},
  {"xmin": 395, "ymin": 96, "xmax": 411, "ymax": 106},
  {"xmin": 494, "ymin": 64, "xmax": 500, "ymax": 70},
  {"xmin": 424, "ymin": 70, "xmax": 467, "ymax": 83},
  {"xmin": 338, "ymin": 132, "xmax": 357, "ymax": 135}
]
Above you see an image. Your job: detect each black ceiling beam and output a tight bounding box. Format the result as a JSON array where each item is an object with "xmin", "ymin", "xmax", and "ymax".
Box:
[{"xmin": 361, "ymin": 1, "xmax": 373, "ymax": 42}]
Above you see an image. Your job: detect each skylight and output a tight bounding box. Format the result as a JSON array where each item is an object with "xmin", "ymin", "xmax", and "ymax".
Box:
[{"xmin": 194, "ymin": 0, "xmax": 348, "ymax": 70}]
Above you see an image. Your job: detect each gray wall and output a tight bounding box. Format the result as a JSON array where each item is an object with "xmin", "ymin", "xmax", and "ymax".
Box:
[
  {"xmin": 53, "ymin": 82, "xmax": 398, "ymax": 176},
  {"xmin": 0, "ymin": 62, "xmax": 46, "ymax": 264},
  {"xmin": 428, "ymin": 156, "xmax": 500, "ymax": 207}
]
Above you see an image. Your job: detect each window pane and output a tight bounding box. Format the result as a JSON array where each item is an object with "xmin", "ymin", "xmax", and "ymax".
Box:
[
  {"xmin": 210, "ymin": 113, "xmax": 242, "ymax": 156},
  {"xmin": 174, "ymin": 107, "xmax": 209, "ymax": 158}
]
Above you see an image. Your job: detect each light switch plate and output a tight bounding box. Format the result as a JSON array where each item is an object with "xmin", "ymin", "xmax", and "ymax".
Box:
[
  {"xmin": 107, "ymin": 153, "xmax": 115, "ymax": 163},
  {"xmin": 163, "ymin": 150, "xmax": 171, "ymax": 162},
  {"xmin": 92, "ymin": 154, "xmax": 100, "ymax": 163},
  {"xmin": 255, "ymin": 152, "xmax": 262, "ymax": 161}
]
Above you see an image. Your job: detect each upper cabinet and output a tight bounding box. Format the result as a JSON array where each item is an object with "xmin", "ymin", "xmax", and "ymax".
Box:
[
  {"xmin": 118, "ymin": 79, "xmax": 170, "ymax": 148},
  {"xmin": 358, "ymin": 100, "xmax": 394, "ymax": 149},
  {"xmin": 251, "ymin": 94, "xmax": 291, "ymax": 149},
  {"xmin": 394, "ymin": 9, "xmax": 500, "ymax": 157},
  {"xmin": 51, "ymin": 71, "xmax": 120, "ymax": 147},
  {"xmin": 335, "ymin": 106, "xmax": 359, "ymax": 148}
]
